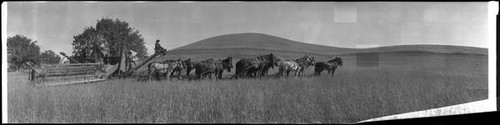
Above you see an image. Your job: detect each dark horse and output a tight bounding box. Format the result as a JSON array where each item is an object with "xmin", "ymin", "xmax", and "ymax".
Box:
[
  {"xmin": 192, "ymin": 58, "xmax": 217, "ymax": 79},
  {"xmin": 194, "ymin": 57, "xmax": 233, "ymax": 80},
  {"xmin": 186, "ymin": 58, "xmax": 214, "ymax": 78},
  {"xmin": 193, "ymin": 57, "xmax": 233, "ymax": 80},
  {"xmin": 314, "ymin": 57, "xmax": 343, "ymax": 76},
  {"xmin": 234, "ymin": 53, "xmax": 278, "ymax": 79},
  {"xmin": 259, "ymin": 56, "xmax": 280, "ymax": 77}
]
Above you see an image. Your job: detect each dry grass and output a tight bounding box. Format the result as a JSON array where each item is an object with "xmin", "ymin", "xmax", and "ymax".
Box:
[{"xmin": 7, "ymin": 53, "xmax": 488, "ymax": 123}]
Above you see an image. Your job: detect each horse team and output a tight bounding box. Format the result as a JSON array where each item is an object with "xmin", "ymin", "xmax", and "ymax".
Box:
[{"xmin": 146, "ymin": 53, "xmax": 343, "ymax": 82}]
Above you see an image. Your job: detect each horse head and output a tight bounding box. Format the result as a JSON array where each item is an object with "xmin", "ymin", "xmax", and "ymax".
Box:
[
  {"xmin": 308, "ymin": 56, "xmax": 316, "ymax": 66},
  {"xmin": 176, "ymin": 59, "xmax": 186, "ymax": 69},
  {"xmin": 222, "ymin": 56, "xmax": 233, "ymax": 72},
  {"xmin": 181, "ymin": 58, "xmax": 191, "ymax": 68},
  {"xmin": 331, "ymin": 57, "xmax": 343, "ymax": 66},
  {"xmin": 267, "ymin": 53, "xmax": 279, "ymax": 68},
  {"xmin": 337, "ymin": 57, "xmax": 343, "ymax": 66}
]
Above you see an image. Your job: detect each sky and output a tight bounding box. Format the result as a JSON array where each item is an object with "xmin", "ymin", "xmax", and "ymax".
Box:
[{"xmin": 6, "ymin": 2, "xmax": 490, "ymax": 56}]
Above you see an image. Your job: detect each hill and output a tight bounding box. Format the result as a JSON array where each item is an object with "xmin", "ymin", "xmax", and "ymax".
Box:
[
  {"xmin": 171, "ymin": 33, "xmax": 358, "ymax": 55},
  {"xmin": 356, "ymin": 44, "xmax": 488, "ymax": 55},
  {"xmin": 161, "ymin": 33, "xmax": 487, "ymax": 60}
]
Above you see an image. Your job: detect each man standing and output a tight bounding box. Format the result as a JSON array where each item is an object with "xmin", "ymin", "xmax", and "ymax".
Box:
[
  {"xmin": 154, "ymin": 40, "xmax": 166, "ymax": 54},
  {"xmin": 120, "ymin": 49, "xmax": 137, "ymax": 72}
]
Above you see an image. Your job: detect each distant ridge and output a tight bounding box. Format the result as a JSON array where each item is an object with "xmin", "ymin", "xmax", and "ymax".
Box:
[
  {"xmin": 169, "ymin": 33, "xmax": 488, "ymax": 56},
  {"xmin": 357, "ymin": 44, "xmax": 488, "ymax": 55},
  {"xmin": 171, "ymin": 33, "xmax": 357, "ymax": 55}
]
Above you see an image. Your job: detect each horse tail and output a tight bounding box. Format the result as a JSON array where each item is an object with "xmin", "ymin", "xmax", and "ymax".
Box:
[
  {"xmin": 234, "ymin": 61, "xmax": 245, "ymax": 78},
  {"xmin": 147, "ymin": 63, "xmax": 153, "ymax": 71},
  {"xmin": 278, "ymin": 62, "xmax": 285, "ymax": 77},
  {"xmin": 148, "ymin": 62, "xmax": 157, "ymax": 74}
]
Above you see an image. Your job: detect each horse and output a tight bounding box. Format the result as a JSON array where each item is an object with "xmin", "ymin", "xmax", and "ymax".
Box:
[
  {"xmin": 278, "ymin": 60, "xmax": 301, "ymax": 78},
  {"xmin": 192, "ymin": 57, "xmax": 233, "ymax": 80},
  {"xmin": 234, "ymin": 53, "xmax": 278, "ymax": 79},
  {"xmin": 186, "ymin": 58, "xmax": 214, "ymax": 78},
  {"xmin": 256, "ymin": 55, "xmax": 280, "ymax": 78},
  {"xmin": 294, "ymin": 54, "xmax": 315, "ymax": 76},
  {"xmin": 193, "ymin": 58, "xmax": 217, "ymax": 80},
  {"xmin": 278, "ymin": 54, "xmax": 315, "ymax": 78},
  {"xmin": 170, "ymin": 58, "xmax": 188, "ymax": 80},
  {"xmin": 147, "ymin": 59, "xmax": 185, "ymax": 82},
  {"xmin": 213, "ymin": 57, "xmax": 233, "ymax": 80},
  {"xmin": 184, "ymin": 59, "xmax": 195, "ymax": 77},
  {"xmin": 314, "ymin": 57, "xmax": 343, "ymax": 76},
  {"xmin": 234, "ymin": 58, "xmax": 261, "ymax": 79}
]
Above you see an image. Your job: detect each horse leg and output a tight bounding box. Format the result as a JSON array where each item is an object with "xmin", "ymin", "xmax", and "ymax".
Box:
[
  {"xmin": 171, "ymin": 69, "xmax": 179, "ymax": 81},
  {"xmin": 186, "ymin": 68, "xmax": 191, "ymax": 76},
  {"xmin": 168, "ymin": 70, "xmax": 173, "ymax": 81},
  {"xmin": 281, "ymin": 69, "xmax": 287, "ymax": 78},
  {"xmin": 148, "ymin": 69, "xmax": 153, "ymax": 82},
  {"xmin": 157, "ymin": 72, "xmax": 162, "ymax": 81},
  {"xmin": 196, "ymin": 73, "xmax": 201, "ymax": 80},
  {"xmin": 215, "ymin": 71, "xmax": 219, "ymax": 80},
  {"xmin": 259, "ymin": 69, "xmax": 264, "ymax": 78},
  {"xmin": 148, "ymin": 71, "xmax": 152, "ymax": 82},
  {"xmin": 316, "ymin": 69, "xmax": 323, "ymax": 76},
  {"xmin": 257, "ymin": 70, "xmax": 262, "ymax": 79},
  {"xmin": 168, "ymin": 71, "xmax": 173, "ymax": 81},
  {"xmin": 217, "ymin": 70, "xmax": 223, "ymax": 80},
  {"xmin": 178, "ymin": 69, "xmax": 182, "ymax": 80}
]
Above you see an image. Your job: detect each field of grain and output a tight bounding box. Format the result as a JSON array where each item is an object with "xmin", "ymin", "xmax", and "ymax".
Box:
[{"xmin": 7, "ymin": 53, "xmax": 488, "ymax": 123}]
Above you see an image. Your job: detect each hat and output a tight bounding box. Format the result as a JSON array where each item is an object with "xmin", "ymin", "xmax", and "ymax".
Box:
[{"xmin": 156, "ymin": 40, "xmax": 160, "ymax": 43}]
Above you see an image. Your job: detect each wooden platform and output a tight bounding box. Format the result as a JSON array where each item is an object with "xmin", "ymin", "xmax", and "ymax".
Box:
[{"xmin": 45, "ymin": 78, "xmax": 107, "ymax": 86}]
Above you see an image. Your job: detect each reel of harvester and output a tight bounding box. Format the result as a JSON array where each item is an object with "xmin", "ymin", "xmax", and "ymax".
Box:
[
  {"xmin": 28, "ymin": 63, "xmax": 109, "ymax": 86},
  {"xmin": 27, "ymin": 52, "xmax": 116, "ymax": 86}
]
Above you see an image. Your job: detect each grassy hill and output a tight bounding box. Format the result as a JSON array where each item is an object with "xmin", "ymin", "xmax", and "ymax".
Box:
[
  {"xmin": 356, "ymin": 44, "xmax": 488, "ymax": 55},
  {"xmin": 171, "ymin": 33, "xmax": 357, "ymax": 55},
  {"xmin": 154, "ymin": 33, "xmax": 487, "ymax": 61},
  {"xmin": 171, "ymin": 33, "xmax": 487, "ymax": 55}
]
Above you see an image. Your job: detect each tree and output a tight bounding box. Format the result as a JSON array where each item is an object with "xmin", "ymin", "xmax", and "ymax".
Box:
[
  {"xmin": 72, "ymin": 27, "xmax": 105, "ymax": 63},
  {"xmin": 72, "ymin": 18, "xmax": 148, "ymax": 63},
  {"xmin": 7, "ymin": 34, "xmax": 41, "ymax": 71},
  {"xmin": 39, "ymin": 50, "xmax": 61, "ymax": 64}
]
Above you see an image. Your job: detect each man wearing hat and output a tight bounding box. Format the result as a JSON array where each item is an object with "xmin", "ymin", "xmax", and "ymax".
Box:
[{"xmin": 154, "ymin": 40, "xmax": 166, "ymax": 54}]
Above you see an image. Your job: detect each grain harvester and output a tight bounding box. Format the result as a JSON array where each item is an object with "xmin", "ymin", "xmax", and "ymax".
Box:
[
  {"xmin": 28, "ymin": 52, "xmax": 117, "ymax": 86},
  {"xmin": 28, "ymin": 48, "xmax": 167, "ymax": 86}
]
